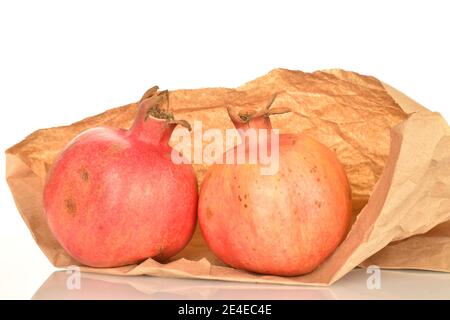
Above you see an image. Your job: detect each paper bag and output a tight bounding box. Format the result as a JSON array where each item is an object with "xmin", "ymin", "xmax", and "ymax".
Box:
[{"xmin": 5, "ymin": 69, "xmax": 450, "ymax": 285}]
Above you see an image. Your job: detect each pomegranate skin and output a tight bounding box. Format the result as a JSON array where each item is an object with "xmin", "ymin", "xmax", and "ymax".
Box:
[
  {"xmin": 43, "ymin": 89, "xmax": 197, "ymax": 267},
  {"xmin": 198, "ymin": 107, "xmax": 352, "ymax": 276}
]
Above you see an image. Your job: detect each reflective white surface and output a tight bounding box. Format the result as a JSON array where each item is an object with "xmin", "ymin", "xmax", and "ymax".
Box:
[{"xmin": 32, "ymin": 268, "xmax": 450, "ymax": 300}]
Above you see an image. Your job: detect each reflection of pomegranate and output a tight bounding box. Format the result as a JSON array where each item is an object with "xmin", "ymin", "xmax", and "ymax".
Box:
[
  {"xmin": 198, "ymin": 99, "xmax": 352, "ymax": 276},
  {"xmin": 44, "ymin": 87, "xmax": 198, "ymax": 267}
]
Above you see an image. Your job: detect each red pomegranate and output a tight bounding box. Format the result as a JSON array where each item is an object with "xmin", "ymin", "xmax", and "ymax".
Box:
[
  {"xmin": 43, "ymin": 87, "xmax": 198, "ymax": 267},
  {"xmin": 198, "ymin": 97, "xmax": 352, "ymax": 276}
]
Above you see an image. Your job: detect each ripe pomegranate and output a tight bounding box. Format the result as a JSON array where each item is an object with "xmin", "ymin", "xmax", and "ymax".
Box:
[
  {"xmin": 198, "ymin": 97, "xmax": 352, "ymax": 276},
  {"xmin": 43, "ymin": 87, "xmax": 198, "ymax": 267}
]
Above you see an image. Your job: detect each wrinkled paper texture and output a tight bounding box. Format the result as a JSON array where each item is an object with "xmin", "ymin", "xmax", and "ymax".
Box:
[{"xmin": 5, "ymin": 69, "xmax": 450, "ymax": 285}]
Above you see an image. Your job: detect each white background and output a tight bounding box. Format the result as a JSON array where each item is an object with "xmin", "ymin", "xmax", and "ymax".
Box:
[{"xmin": 0, "ymin": 1, "xmax": 449, "ymax": 299}]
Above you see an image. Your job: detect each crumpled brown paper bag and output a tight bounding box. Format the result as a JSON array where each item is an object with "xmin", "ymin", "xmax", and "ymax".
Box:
[{"xmin": 5, "ymin": 69, "xmax": 450, "ymax": 285}]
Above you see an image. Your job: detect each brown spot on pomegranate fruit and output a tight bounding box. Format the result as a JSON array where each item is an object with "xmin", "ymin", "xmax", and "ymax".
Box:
[
  {"xmin": 64, "ymin": 198, "xmax": 77, "ymax": 215},
  {"xmin": 314, "ymin": 200, "xmax": 322, "ymax": 208},
  {"xmin": 206, "ymin": 208, "xmax": 214, "ymax": 219},
  {"xmin": 79, "ymin": 168, "xmax": 89, "ymax": 182}
]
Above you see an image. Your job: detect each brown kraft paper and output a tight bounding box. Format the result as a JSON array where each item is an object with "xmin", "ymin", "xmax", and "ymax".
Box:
[{"xmin": 5, "ymin": 68, "xmax": 450, "ymax": 285}]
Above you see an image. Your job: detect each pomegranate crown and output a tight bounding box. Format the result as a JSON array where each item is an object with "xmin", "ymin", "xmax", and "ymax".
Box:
[
  {"xmin": 227, "ymin": 93, "xmax": 291, "ymax": 124},
  {"xmin": 139, "ymin": 86, "xmax": 191, "ymax": 131}
]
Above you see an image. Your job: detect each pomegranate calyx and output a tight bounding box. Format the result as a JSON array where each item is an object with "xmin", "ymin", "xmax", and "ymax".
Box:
[
  {"xmin": 168, "ymin": 119, "xmax": 192, "ymax": 131},
  {"xmin": 130, "ymin": 87, "xmax": 191, "ymax": 145},
  {"xmin": 141, "ymin": 89, "xmax": 191, "ymax": 130},
  {"xmin": 227, "ymin": 93, "xmax": 291, "ymax": 125},
  {"xmin": 139, "ymin": 86, "xmax": 159, "ymax": 102}
]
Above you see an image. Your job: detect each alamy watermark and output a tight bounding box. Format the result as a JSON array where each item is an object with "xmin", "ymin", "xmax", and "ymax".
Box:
[
  {"xmin": 66, "ymin": 265, "xmax": 81, "ymax": 290},
  {"xmin": 366, "ymin": 265, "xmax": 381, "ymax": 290},
  {"xmin": 170, "ymin": 121, "xmax": 280, "ymax": 175}
]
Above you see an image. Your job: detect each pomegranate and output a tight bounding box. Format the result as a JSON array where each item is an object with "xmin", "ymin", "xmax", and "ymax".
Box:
[
  {"xmin": 198, "ymin": 97, "xmax": 352, "ymax": 276},
  {"xmin": 43, "ymin": 87, "xmax": 198, "ymax": 267}
]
